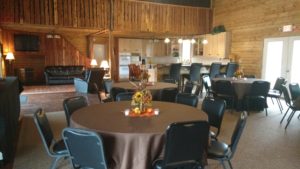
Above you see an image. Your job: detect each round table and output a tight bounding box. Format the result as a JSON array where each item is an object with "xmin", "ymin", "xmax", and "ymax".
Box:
[
  {"xmin": 212, "ymin": 77, "xmax": 263, "ymax": 110},
  {"xmin": 113, "ymin": 82, "xmax": 177, "ymax": 100},
  {"xmin": 71, "ymin": 101, "xmax": 207, "ymax": 169}
]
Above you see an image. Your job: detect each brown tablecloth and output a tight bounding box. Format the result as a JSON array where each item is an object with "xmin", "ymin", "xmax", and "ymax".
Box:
[
  {"xmin": 212, "ymin": 77, "xmax": 261, "ymax": 99},
  {"xmin": 70, "ymin": 101, "xmax": 207, "ymax": 169},
  {"xmin": 113, "ymin": 82, "xmax": 177, "ymax": 91}
]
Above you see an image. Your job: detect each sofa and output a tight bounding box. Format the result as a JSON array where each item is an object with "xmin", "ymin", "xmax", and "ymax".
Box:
[{"xmin": 44, "ymin": 66, "xmax": 85, "ymax": 85}]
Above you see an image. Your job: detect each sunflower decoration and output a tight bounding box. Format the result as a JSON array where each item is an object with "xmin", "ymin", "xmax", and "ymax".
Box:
[{"xmin": 130, "ymin": 81, "xmax": 153, "ymax": 114}]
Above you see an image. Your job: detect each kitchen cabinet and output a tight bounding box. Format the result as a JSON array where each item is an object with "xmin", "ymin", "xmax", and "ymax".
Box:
[
  {"xmin": 203, "ymin": 32, "xmax": 230, "ymax": 58},
  {"xmin": 142, "ymin": 40, "xmax": 169, "ymax": 57},
  {"xmin": 119, "ymin": 38, "xmax": 143, "ymax": 54}
]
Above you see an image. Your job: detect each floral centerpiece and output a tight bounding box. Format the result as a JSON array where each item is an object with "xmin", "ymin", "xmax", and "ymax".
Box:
[
  {"xmin": 129, "ymin": 71, "xmax": 154, "ymax": 116},
  {"xmin": 234, "ymin": 69, "xmax": 244, "ymax": 78}
]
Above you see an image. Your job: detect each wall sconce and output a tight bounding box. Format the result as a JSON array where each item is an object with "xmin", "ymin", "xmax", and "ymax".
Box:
[
  {"xmin": 90, "ymin": 59, "xmax": 98, "ymax": 67},
  {"xmin": 178, "ymin": 38, "xmax": 183, "ymax": 44},
  {"xmin": 6, "ymin": 52, "xmax": 15, "ymax": 63},
  {"xmin": 202, "ymin": 39, "xmax": 208, "ymax": 45},
  {"xmin": 191, "ymin": 38, "xmax": 196, "ymax": 44}
]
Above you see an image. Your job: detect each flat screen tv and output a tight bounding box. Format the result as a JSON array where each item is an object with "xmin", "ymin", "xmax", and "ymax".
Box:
[{"xmin": 14, "ymin": 34, "xmax": 40, "ymax": 52}]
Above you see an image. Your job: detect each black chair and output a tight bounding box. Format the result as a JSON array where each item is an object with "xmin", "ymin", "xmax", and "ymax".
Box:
[
  {"xmin": 163, "ymin": 63, "xmax": 182, "ymax": 84},
  {"xmin": 74, "ymin": 68, "xmax": 105, "ymax": 93},
  {"xmin": 289, "ymin": 83, "xmax": 300, "ymax": 101},
  {"xmin": 103, "ymin": 79, "xmax": 113, "ymax": 95},
  {"xmin": 224, "ymin": 62, "xmax": 238, "ymax": 78},
  {"xmin": 245, "ymin": 81, "xmax": 270, "ymax": 116},
  {"xmin": 159, "ymin": 88, "xmax": 178, "ymax": 102},
  {"xmin": 62, "ymin": 128, "xmax": 108, "ymax": 169},
  {"xmin": 208, "ymin": 111, "xmax": 248, "ymax": 169},
  {"xmin": 280, "ymin": 85, "xmax": 300, "ymax": 129},
  {"xmin": 33, "ymin": 108, "xmax": 68, "ymax": 169},
  {"xmin": 183, "ymin": 81, "xmax": 202, "ymax": 96},
  {"xmin": 63, "ymin": 96, "xmax": 88, "ymax": 126},
  {"xmin": 152, "ymin": 121, "xmax": 209, "ymax": 169},
  {"xmin": 175, "ymin": 93, "xmax": 199, "ymax": 107},
  {"xmin": 110, "ymin": 87, "xmax": 127, "ymax": 101},
  {"xmin": 214, "ymin": 80, "xmax": 236, "ymax": 109},
  {"xmin": 201, "ymin": 97, "xmax": 226, "ymax": 140},
  {"xmin": 267, "ymin": 77, "xmax": 286, "ymax": 113},
  {"xmin": 115, "ymin": 92, "xmax": 134, "ymax": 101},
  {"xmin": 209, "ymin": 62, "xmax": 222, "ymax": 78},
  {"xmin": 202, "ymin": 75, "xmax": 215, "ymax": 98}
]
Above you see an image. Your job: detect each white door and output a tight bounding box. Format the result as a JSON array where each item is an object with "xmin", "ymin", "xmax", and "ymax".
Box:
[{"xmin": 262, "ymin": 36, "xmax": 300, "ymax": 86}]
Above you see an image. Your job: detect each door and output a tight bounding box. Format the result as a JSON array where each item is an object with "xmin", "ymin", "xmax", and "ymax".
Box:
[{"xmin": 262, "ymin": 36, "xmax": 300, "ymax": 87}]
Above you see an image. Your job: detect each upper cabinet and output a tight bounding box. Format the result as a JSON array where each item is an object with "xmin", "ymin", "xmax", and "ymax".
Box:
[
  {"xmin": 119, "ymin": 38, "xmax": 169, "ymax": 57},
  {"xmin": 203, "ymin": 32, "xmax": 231, "ymax": 58},
  {"xmin": 119, "ymin": 39, "xmax": 143, "ymax": 54}
]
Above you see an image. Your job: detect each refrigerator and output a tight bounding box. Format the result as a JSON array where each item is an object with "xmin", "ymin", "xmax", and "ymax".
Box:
[{"xmin": 119, "ymin": 53, "xmax": 141, "ymax": 80}]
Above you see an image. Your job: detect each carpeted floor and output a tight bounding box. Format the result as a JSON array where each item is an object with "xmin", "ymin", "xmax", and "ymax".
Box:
[{"xmin": 14, "ymin": 91, "xmax": 300, "ymax": 169}]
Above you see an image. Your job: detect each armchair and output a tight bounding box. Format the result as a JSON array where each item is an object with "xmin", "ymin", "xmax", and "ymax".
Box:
[{"xmin": 74, "ymin": 68, "xmax": 105, "ymax": 93}]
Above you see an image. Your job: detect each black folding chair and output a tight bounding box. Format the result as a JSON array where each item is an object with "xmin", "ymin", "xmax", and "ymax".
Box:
[
  {"xmin": 63, "ymin": 96, "xmax": 88, "ymax": 126},
  {"xmin": 175, "ymin": 93, "xmax": 199, "ymax": 107},
  {"xmin": 267, "ymin": 77, "xmax": 286, "ymax": 113},
  {"xmin": 62, "ymin": 128, "xmax": 108, "ymax": 169},
  {"xmin": 159, "ymin": 88, "xmax": 179, "ymax": 103},
  {"xmin": 201, "ymin": 97, "xmax": 226, "ymax": 140},
  {"xmin": 33, "ymin": 109, "xmax": 68, "ymax": 169},
  {"xmin": 152, "ymin": 121, "xmax": 209, "ymax": 169},
  {"xmin": 208, "ymin": 111, "xmax": 248, "ymax": 169}
]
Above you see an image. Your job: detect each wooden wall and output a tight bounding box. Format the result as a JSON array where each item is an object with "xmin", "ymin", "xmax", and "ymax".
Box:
[
  {"xmin": 213, "ymin": 0, "xmax": 300, "ymax": 77},
  {"xmin": 1, "ymin": 29, "xmax": 87, "ymax": 83},
  {"xmin": 113, "ymin": 0, "xmax": 211, "ymax": 35}
]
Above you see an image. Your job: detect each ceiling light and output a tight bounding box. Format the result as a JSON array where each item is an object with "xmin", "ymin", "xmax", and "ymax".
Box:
[
  {"xmin": 178, "ymin": 38, "xmax": 183, "ymax": 44},
  {"xmin": 164, "ymin": 38, "xmax": 170, "ymax": 43},
  {"xmin": 191, "ymin": 38, "xmax": 196, "ymax": 44},
  {"xmin": 202, "ymin": 39, "xmax": 208, "ymax": 45}
]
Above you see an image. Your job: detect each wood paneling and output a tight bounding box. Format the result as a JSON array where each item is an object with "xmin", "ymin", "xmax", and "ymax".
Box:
[
  {"xmin": 213, "ymin": 0, "xmax": 300, "ymax": 77},
  {"xmin": 114, "ymin": 0, "xmax": 211, "ymax": 36},
  {"xmin": 1, "ymin": 29, "xmax": 87, "ymax": 83}
]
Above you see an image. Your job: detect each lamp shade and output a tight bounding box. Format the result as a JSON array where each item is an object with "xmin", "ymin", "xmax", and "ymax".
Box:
[
  {"xmin": 90, "ymin": 59, "xmax": 98, "ymax": 66},
  {"xmin": 6, "ymin": 52, "xmax": 15, "ymax": 60},
  {"xmin": 100, "ymin": 60, "xmax": 109, "ymax": 69}
]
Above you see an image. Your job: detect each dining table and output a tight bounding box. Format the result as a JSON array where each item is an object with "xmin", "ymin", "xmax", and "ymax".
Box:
[
  {"xmin": 212, "ymin": 77, "xmax": 263, "ymax": 110},
  {"xmin": 70, "ymin": 101, "xmax": 207, "ymax": 169},
  {"xmin": 112, "ymin": 82, "xmax": 177, "ymax": 100}
]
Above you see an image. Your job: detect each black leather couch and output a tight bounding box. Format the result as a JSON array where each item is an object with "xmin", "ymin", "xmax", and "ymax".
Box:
[{"xmin": 44, "ymin": 66, "xmax": 85, "ymax": 85}]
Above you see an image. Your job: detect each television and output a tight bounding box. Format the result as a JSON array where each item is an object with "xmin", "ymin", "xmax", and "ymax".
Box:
[{"xmin": 14, "ymin": 34, "xmax": 40, "ymax": 52}]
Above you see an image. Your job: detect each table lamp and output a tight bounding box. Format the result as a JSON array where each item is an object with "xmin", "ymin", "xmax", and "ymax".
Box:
[
  {"xmin": 100, "ymin": 60, "xmax": 110, "ymax": 78},
  {"xmin": 5, "ymin": 52, "xmax": 15, "ymax": 76},
  {"xmin": 90, "ymin": 59, "xmax": 98, "ymax": 68}
]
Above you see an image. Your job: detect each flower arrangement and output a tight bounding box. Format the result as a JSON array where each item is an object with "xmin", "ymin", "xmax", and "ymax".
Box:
[
  {"xmin": 129, "ymin": 80, "xmax": 153, "ymax": 115},
  {"xmin": 234, "ymin": 69, "xmax": 244, "ymax": 78}
]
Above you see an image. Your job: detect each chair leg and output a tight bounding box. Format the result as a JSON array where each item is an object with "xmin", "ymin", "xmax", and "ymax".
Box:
[
  {"xmin": 280, "ymin": 108, "xmax": 290, "ymax": 124},
  {"xmin": 285, "ymin": 110, "xmax": 296, "ymax": 129},
  {"xmin": 50, "ymin": 156, "xmax": 63, "ymax": 169},
  {"xmin": 271, "ymin": 97, "xmax": 274, "ymax": 104},
  {"xmin": 275, "ymin": 98, "xmax": 283, "ymax": 113},
  {"xmin": 228, "ymin": 160, "xmax": 233, "ymax": 169},
  {"xmin": 265, "ymin": 108, "xmax": 268, "ymax": 116},
  {"xmin": 220, "ymin": 160, "xmax": 227, "ymax": 169}
]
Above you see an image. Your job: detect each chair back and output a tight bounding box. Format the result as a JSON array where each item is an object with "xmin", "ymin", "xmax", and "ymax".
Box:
[
  {"xmin": 189, "ymin": 63, "xmax": 202, "ymax": 82},
  {"xmin": 33, "ymin": 108, "xmax": 55, "ymax": 156},
  {"xmin": 281, "ymin": 85, "xmax": 292, "ymax": 107},
  {"xmin": 162, "ymin": 121, "xmax": 209, "ymax": 168},
  {"xmin": 273, "ymin": 77, "xmax": 286, "ymax": 91},
  {"xmin": 175, "ymin": 93, "xmax": 199, "ymax": 107},
  {"xmin": 62, "ymin": 128, "xmax": 108, "ymax": 169},
  {"xmin": 183, "ymin": 82, "xmax": 201, "ymax": 96},
  {"xmin": 159, "ymin": 88, "xmax": 178, "ymax": 102},
  {"xmin": 110, "ymin": 87, "xmax": 127, "ymax": 101},
  {"xmin": 249, "ymin": 81, "xmax": 270, "ymax": 97},
  {"xmin": 214, "ymin": 80, "xmax": 235, "ymax": 96},
  {"xmin": 128, "ymin": 64, "xmax": 142, "ymax": 81},
  {"xmin": 229, "ymin": 111, "xmax": 248, "ymax": 159},
  {"xmin": 225, "ymin": 62, "xmax": 238, "ymax": 77},
  {"xmin": 86, "ymin": 68, "xmax": 105, "ymax": 93},
  {"xmin": 201, "ymin": 97, "xmax": 226, "ymax": 136},
  {"xmin": 202, "ymin": 75, "xmax": 212, "ymax": 91},
  {"xmin": 63, "ymin": 96, "xmax": 88, "ymax": 126},
  {"xmin": 116, "ymin": 92, "xmax": 134, "ymax": 101},
  {"xmin": 169, "ymin": 63, "xmax": 182, "ymax": 82},
  {"xmin": 209, "ymin": 62, "xmax": 221, "ymax": 78},
  {"xmin": 289, "ymin": 83, "xmax": 300, "ymax": 101}
]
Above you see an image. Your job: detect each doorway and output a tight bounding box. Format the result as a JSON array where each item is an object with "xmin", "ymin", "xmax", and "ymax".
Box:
[
  {"xmin": 262, "ymin": 36, "xmax": 300, "ymax": 86},
  {"xmin": 93, "ymin": 44, "xmax": 106, "ymax": 66}
]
